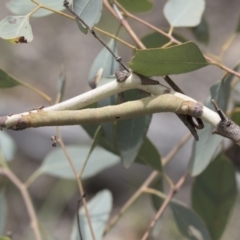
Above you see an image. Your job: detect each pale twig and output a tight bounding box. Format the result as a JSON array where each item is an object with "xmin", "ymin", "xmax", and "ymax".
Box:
[
  {"xmin": 0, "ymin": 168, "xmax": 42, "ymax": 240},
  {"xmin": 56, "ymin": 128, "xmax": 96, "ymax": 240},
  {"xmin": 141, "ymin": 172, "xmax": 189, "ymax": 240}
]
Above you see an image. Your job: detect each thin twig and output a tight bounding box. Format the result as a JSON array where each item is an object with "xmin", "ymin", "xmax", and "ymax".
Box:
[
  {"xmin": 56, "ymin": 128, "xmax": 96, "ymax": 240},
  {"xmin": 104, "ymin": 132, "xmax": 190, "ymax": 234},
  {"xmin": 104, "ymin": 0, "xmax": 145, "ymax": 49},
  {"xmin": 141, "ymin": 172, "xmax": 189, "ymax": 240},
  {"xmin": 114, "ymin": 1, "xmax": 240, "ymax": 78},
  {"xmin": 63, "ymin": 0, "xmax": 129, "ymax": 72},
  {"xmin": 0, "ymin": 168, "xmax": 42, "ymax": 240}
]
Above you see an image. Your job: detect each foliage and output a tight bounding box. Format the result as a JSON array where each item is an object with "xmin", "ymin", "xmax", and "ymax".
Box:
[{"xmin": 0, "ymin": 0, "xmax": 240, "ymax": 240}]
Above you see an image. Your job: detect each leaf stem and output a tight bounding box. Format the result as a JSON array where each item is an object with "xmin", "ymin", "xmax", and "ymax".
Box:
[{"xmin": 24, "ymin": 169, "xmax": 42, "ymax": 189}]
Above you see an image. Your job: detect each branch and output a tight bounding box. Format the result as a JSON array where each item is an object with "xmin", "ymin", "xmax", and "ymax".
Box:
[
  {"xmin": 0, "ymin": 168, "xmax": 42, "ymax": 240},
  {"xmin": 141, "ymin": 172, "xmax": 189, "ymax": 240},
  {"xmin": 1, "ymin": 73, "xmax": 240, "ymax": 144},
  {"xmin": 104, "ymin": 133, "xmax": 191, "ymax": 234}
]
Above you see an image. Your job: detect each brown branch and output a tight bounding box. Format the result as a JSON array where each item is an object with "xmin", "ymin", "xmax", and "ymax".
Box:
[
  {"xmin": 56, "ymin": 128, "xmax": 96, "ymax": 240},
  {"xmin": 0, "ymin": 168, "xmax": 42, "ymax": 240},
  {"xmin": 104, "ymin": 133, "xmax": 191, "ymax": 234},
  {"xmin": 141, "ymin": 172, "xmax": 189, "ymax": 240}
]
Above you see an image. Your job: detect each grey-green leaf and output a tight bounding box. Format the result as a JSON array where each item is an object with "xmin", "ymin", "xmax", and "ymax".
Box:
[
  {"xmin": 136, "ymin": 137, "xmax": 162, "ymax": 172},
  {"xmin": 190, "ymin": 15, "xmax": 210, "ymax": 45},
  {"xmin": 117, "ymin": 0, "xmax": 153, "ymax": 13},
  {"xmin": 116, "ymin": 90, "xmax": 152, "ymax": 168},
  {"xmin": 236, "ymin": 13, "xmax": 240, "ymax": 33},
  {"xmin": 151, "ymin": 177, "xmax": 164, "ymax": 211},
  {"xmin": 129, "ymin": 42, "xmax": 208, "ymax": 76},
  {"xmin": 141, "ymin": 31, "xmax": 187, "ymax": 49},
  {"xmin": 0, "ymin": 191, "xmax": 7, "ymax": 236},
  {"xmin": 71, "ymin": 190, "xmax": 112, "ymax": 240},
  {"xmin": 6, "ymin": 0, "xmax": 72, "ymax": 18},
  {"xmin": 192, "ymin": 153, "xmax": 237, "ymax": 240},
  {"xmin": 0, "ymin": 132, "xmax": 17, "ymax": 162},
  {"xmin": 0, "ymin": 69, "xmax": 21, "ymax": 88},
  {"xmin": 164, "ymin": 0, "xmax": 205, "ymax": 27},
  {"xmin": 88, "ymin": 39, "xmax": 119, "ymax": 88},
  {"xmin": 40, "ymin": 146, "xmax": 119, "ymax": 179},
  {"xmin": 73, "ymin": 0, "xmax": 102, "ymax": 29},
  {"xmin": 170, "ymin": 199, "xmax": 212, "ymax": 240},
  {"xmin": 0, "ymin": 16, "xmax": 33, "ymax": 43},
  {"xmin": 189, "ymin": 63, "xmax": 240, "ymax": 176}
]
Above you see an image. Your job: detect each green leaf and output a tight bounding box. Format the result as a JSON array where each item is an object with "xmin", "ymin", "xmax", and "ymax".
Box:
[
  {"xmin": 141, "ymin": 31, "xmax": 187, "ymax": 49},
  {"xmin": 76, "ymin": 19, "xmax": 88, "ymax": 35},
  {"xmin": 40, "ymin": 146, "xmax": 119, "ymax": 179},
  {"xmin": 73, "ymin": 0, "xmax": 102, "ymax": 29},
  {"xmin": 6, "ymin": 0, "xmax": 72, "ymax": 17},
  {"xmin": 189, "ymin": 63, "xmax": 240, "ymax": 176},
  {"xmin": 0, "ymin": 237, "xmax": 11, "ymax": 240},
  {"xmin": 236, "ymin": 13, "xmax": 240, "ymax": 33},
  {"xmin": 163, "ymin": 0, "xmax": 205, "ymax": 27},
  {"xmin": 0, "ymin": 69, "xmax": 21, "ymax": 88},
  {"xmin": 0, "ymin": 132, "xmax": 17, "ymax": 162},
  {"xmin": 117, "ymin": 0, "xmax": 153, "ymax": 13},
  {"xmin": 0, "ymin": 191, "xmax": 7, "ymax": 236},
  {"xmin": 190, "ymin": 15, "xmax": 210, "ymax": 45},
  {"xmin": 192, "ymin": 153, "xmax": 237, "ymax": 240},
  {"xmin": 136, "ymin": 137, "xmax": 161, "ymax": 172},
  {"xmin": 56, "ymin": 68, "xmax": 66, "ymax": 103},
  {"xmin": 151, "ymin": 177, "xmax": 164, "ymax": 211},
  {"xmin": 116, "ymin": 90, "xmax": 152, "ymax": 168},
  {"xmin": 170, "ymin": 199, "xmax": 212, "ymax": 240},
  {"xmin": 0, "ymin": 16, "xmax": 33, "ymax": 43},
  {"xmin": 88, "ymin": 39, "xmax": 119, "ymax": 88},
  {"xmin": 129, "ymin": 42, "xmax": 208, "ymax": 76},
  {"xmin": 71, "ymin": 190, "xmax": 112, "ymax": 240}
]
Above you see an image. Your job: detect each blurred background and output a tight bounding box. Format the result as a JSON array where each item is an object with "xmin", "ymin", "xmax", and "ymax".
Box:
[{"xmin": 0, "ymin": 0, "xmax": 240, "ymax": 239}]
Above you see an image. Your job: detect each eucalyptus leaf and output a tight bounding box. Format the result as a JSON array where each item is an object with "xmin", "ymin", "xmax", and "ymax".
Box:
[
  {"xmin": 236, "ymin": 13, "xmax": 240, "ymax": 33},
  {"xmin": 136, "ymin": 137, "xmax": 161, "ymax": 172},
  {"xmin": 0, "ymin": 69, "xmax": 21, "ymax": 88},
  {"xmin": 170, "ymin": 199, "xmax": 212, "ymax": 240},
  {"xmin": 73, "ymin": 0, "xmax": 102, "ymax": 29},
  {"xmin": 116, "ymin": 90, "xmax": 152, "ymax": 168},
  {"xmin": 88, "ymin": 39, "xmax": 119, "ymax": 88},
  {"xmin": 71, "ymin": 190, "xmax": 112, "ymax": 240},
  {"xmin": 189, "ymin": 63, "xmax": 240, "ymax": 176},
  {"xmin": 129, "ymin": 42, "xmax": 208, "ymax": 76},
  {"xmin": 56, "ymin": 68, "xmax": 66, "ymax": 103},
  {"xmin": 117, "ymin": 0, "xmax": 153, "ymax": 13},
  {"xmin": 0, "ymin": 15, "xmax": 33, "ymax": 43},
  {"xmin": 151, "ymin": 177, "xmax": 164, "ymax": 211},
  {"xmin": 190, "ymin": 15, "xmax": 209, "ymax": 45},
  {"xmin": 141, "ymin": 31, "xmax": 187, "ymax": 49},
  {"xmin": 40, "ymin": 146, "xmax": 119, "ymax": 179},
  {"xmin": 192, "ymin": 153, "xmax": 237, "ymax": 240},
  {"xmin": 163, "ymin": 0, "xmax": 205, "ymax": 27},
  {"xmin": 6, "ymin": 0, "xmax": 72, "ymax": 17},
  {"xmin": 0, "ymin": 192, "xmax": 7, "ymax": 236},
  {"xmin": 0, "ymin": 132, "xmax": 17, "ymax": 162}
]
